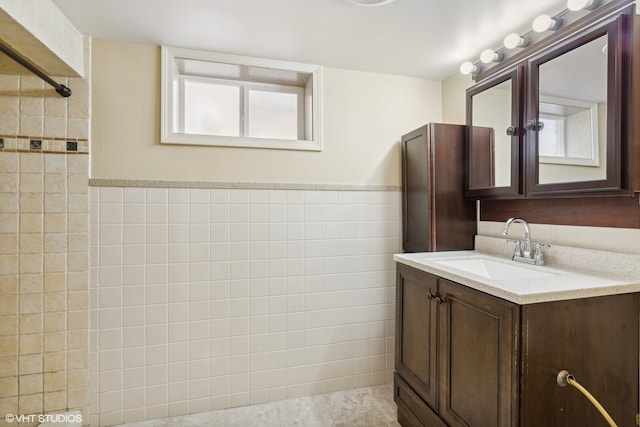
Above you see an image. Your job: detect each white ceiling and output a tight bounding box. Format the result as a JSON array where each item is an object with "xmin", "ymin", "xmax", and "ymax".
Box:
[{"xmin": 51, "ymin": 0, "xmax": 569, "ymax": 81}]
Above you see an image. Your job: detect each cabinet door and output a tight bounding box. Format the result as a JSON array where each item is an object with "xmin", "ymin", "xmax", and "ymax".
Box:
[
  {"xmin": 524, "ymin": 10, "xmax": 631, "ymax": 196},
  {"xmin": 395, "ymin": 264, "xmax": 439, "ymax": 409},
  {"xmin": 438, "ymin": 279, "xmax": 519, "ymax": 427},
  {"xmin": 465, "ymin": 66, "xmax": 524, "ymax": 199},
  {"xmin": 402, "ymin": 125, "xmax": 432, "ymax": 252}
]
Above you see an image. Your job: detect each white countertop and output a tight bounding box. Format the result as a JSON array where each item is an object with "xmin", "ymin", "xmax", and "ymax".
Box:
[{"xmin": 394, "ymin": 250, "xmax": 640, "ymax": 304}]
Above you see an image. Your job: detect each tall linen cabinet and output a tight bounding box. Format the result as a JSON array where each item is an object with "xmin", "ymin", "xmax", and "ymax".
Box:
[{"xmin": 401, "ymin": 123, "xmax": 476, "ymax": 253}]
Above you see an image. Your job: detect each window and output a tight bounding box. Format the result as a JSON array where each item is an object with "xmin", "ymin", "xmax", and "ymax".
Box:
[{"xmin": 161, "ymin": 46, "xmax": 322, "ymax": 151}]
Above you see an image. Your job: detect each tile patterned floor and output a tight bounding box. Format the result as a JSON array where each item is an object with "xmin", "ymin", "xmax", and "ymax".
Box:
[{"xmin": 120, "ymin": 384, "xmax": 400, "ymax": 427}]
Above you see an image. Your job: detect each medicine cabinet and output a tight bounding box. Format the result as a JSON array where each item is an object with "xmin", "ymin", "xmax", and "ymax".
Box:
[{"xmin": 466, "ymin": 1, "xmax": 634, "ymax": 199}]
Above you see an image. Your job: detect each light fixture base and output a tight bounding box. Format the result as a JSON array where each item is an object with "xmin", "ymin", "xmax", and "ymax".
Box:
[{"xmin": 349, "ymin": 0, "xmax": 396, "ymax": 6}]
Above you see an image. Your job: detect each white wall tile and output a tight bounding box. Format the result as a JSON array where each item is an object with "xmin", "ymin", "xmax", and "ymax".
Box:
[
  {"xmin": 123, "ymin": 308, "xmax": 144, "ymax": 328},
  {"xmin": 229, "ymin": 205, "xmax": 248, "ymax": 223},
  {"xmin": 190, "ymin": 204, "xmax": 209, "ymax": 224},
  {"xmin": 146, "ymin": 205, "xmax": 168, "ymax": 224},
  {"xmin": 123, "ymin": 204, "xmax": 145, "ymax": 224},
  {"xmin": 123, "ymin": 266, "xmax": 145, "ymax": 286},
  {"xmin": 304, "ymin": 191, "xmax": 321, "ymax": 204},
  {"xmin": 211, "ymin": 189, "xmax": 230, "ymax": 204},
  {"xmin": 189, "ymin": 224, "xmax": 210, "ymax": 243},
  {"xmin": 190, "ymin": 189, "xmax": 210, "ymax": 204},
  {"xmin": 211, "ymin": 205, "xmax": 230, "ymax": 223},
  {"xmin": 229, "ymin": 189, "xmax": 248, "ymax": 204},
  {"xmin": 147, "ymin": 225, "xmax": 168, "ymax": 244},
  {"xmin": 147, "ymin": 188, "xmax": 168, "ymax": 204},
  {"xmin": 123, "ymin": 225, "xmax": 145, "ymax": 245},
  {"xmin": 247, "ymin": 190, "xmax": 267, "ymax": 204},
  {"xmin": 249, "ymin": 205, "xmax": 268, "ymax": 223},
  {"xmin": 100, "ymin": 204, "xmax": 123, "ymax": 224},
  {"xmin": 168, "ymin": 204, "xmax": 188, "ymax": 224},
  {"xmin": 100, "ymin": 187, "xmax": 123, "ymax": 204},
  {"xmin": 124, "ymin": 188, "xmax": 146, "ymax": 204},
  {"xmin": 268, "ymin": 190, "xmax": 286, "ymax": 204},
  {"xmin": 92, "ymin": 187, "xmax": 400, "ymax": 421},
  {"xmin": 168, "ymin": 343, "xmax": 189, "ymax": 363}
]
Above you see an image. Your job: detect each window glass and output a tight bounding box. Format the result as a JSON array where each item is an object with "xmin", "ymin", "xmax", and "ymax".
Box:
[
  {"xmin": 183, "ymin": 80, "xmax": 240, "ymax": 137},
  {"xmin": 247, "ymin": 89, "xmax": 299, "ymax": 140}
]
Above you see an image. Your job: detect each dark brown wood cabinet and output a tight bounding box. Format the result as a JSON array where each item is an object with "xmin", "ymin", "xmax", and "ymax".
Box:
[
  {"xmin": 438, "ymin": 279, "xmax": 518, "ymax": 427},
  {"xmin": 395, "ymin": 265, "xmax": 439, "ymax": 408},
  {"xmin": 402, "ymin": 123, "xmax": 476, "ymax": 252},
  {"xmin": 394, "ymin": 263, "xmax": 639, "ymax": 427},
  {"xmin": 466, "ymin": 0, "xmax": 638, "ymax": 199},
  {"xmin": 395, "ymin": 264, "xmax": 519, "ymax": 427}
]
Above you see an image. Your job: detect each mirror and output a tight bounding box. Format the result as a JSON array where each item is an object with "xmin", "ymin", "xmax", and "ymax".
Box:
[
  {"xmin": 470, "ymin": 79, "xmax": 512, "ymax": 188},
  {"xmin": 466, "ymin": 67, "xmax": 522, "ymax": 198},
  {"xmin": 536, "ymin": 35, "xmax": 608, "ymax": 184}
]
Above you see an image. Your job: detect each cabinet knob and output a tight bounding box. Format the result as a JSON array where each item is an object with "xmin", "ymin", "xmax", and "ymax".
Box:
[
  {"xmin": 505, "ymin": 126, "xmax": 517, "ymax": 136},
  {"xmin": 526, "ymin": 120, "xmax": 545, "ymax": 132},
  {"xmin": 435, "ymin": 296, "xmax": 445, "ymax": 305},
  {"xmin": 426, "ymin": 292, "xmax": 434, "ymax": 300}
]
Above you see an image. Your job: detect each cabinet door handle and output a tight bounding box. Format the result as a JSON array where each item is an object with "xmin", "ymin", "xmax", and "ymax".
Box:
[
  {"xmin": 435, "ymin": 296, "xmax": 445, "ymax": 305},
  {"xmin": 426, "ymin": 292, "xmax": 434, "ymax": 300},
  {"xmin": 505, "ymin": 126, "xmax": 517, "ymax": 136}
]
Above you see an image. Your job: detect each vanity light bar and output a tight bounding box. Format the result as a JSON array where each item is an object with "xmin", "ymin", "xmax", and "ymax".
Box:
[{"xmin": 459, "ymin": 0, "xmax": 600, "ymax": 75}]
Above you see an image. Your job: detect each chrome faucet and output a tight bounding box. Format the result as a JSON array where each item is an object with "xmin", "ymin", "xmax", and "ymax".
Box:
[{"xmin": 501, "ymin": 217, "xmax": 549, "ymax": 266}]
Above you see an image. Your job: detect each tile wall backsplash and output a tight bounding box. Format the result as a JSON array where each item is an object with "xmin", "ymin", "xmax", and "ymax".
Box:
[
  {"xmin": 0, "ymin": 67, "xmax": 91, "ymax": 426},
  {"xmin": 0, "ymin": 74, "xmax": 90, "ymax": 154},
  {"xmin": 90, "ymin": 186, "xmax": 401, "ymax": 425},
  {"xmin": 0, "ymin": 153, "xmax": 90, "ymax": 423}
]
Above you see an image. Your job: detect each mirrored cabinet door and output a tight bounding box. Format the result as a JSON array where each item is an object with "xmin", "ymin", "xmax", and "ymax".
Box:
[
  {"xmin": 525, "ymin": 12, "xmax": 631, "ymax": 196},
  {"xmin": 466, "ymin": 66, "xmax": 524, "ymax": 198}
]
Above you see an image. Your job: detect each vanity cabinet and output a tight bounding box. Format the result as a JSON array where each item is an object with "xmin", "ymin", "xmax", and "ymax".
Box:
[
  {"xmin": 466, "ymin": 0, "xmax": 636, "ymax": 199},
  {"xmin": 395, "ymin": 263, "xmax": 518, "ymax": 427},
  {"xmin": 394, "ymin": 262, "xmax": 639, "ymax": 427}
]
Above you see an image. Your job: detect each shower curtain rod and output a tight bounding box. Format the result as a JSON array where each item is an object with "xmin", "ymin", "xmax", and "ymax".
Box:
[{"xmin": 0, "ymin": 41, "xmax": 72, "ymax": 97}]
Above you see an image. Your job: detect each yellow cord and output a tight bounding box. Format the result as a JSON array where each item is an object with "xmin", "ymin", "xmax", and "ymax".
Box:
[{"xmin": 567, "ymin": 377, "xmax": 618, "ymax": 427}]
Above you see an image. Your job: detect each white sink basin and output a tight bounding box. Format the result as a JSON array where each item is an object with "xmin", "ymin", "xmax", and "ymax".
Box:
[
  {"xmin": 394, "ymin": 250, "xmax": 639, "ymax": 304},
  {"xmin": 432, "ymin": 256, "xmax": 555, "ymax": 280}
]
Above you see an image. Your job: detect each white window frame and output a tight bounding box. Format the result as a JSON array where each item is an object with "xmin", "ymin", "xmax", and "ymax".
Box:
[{"xmin": 161, "ymin": 46, "xmax": 322, "ymax": 151}]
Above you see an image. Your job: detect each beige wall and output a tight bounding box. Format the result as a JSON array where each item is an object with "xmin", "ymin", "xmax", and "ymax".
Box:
[
  {"xmin": 441, "ymin": 71, "xmax": 640, "ymax": 255},
  {"xmin": 91, "ymin": 39, "xmax": 442, "ymax": 186}
]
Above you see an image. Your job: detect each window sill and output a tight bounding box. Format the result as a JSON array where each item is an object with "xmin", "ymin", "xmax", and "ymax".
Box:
[{"xmin": 160, "ymin": 133, "xmax": 322, "ymax": 151}]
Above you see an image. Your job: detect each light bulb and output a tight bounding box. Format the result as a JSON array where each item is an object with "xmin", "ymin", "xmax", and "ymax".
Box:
[
  {"xmin": 567, "ymin": 0, "xmax": 599, "ymax": 11},
  {"xmin": 480, "ymin": 49, "xmax": 501, "ymax": 64},
  {"xmin": 533, "ymin": 15, "xmax": 562, "ymax": 32},
  {"xmin": 459, "ymin": 61, "xmax": 478, "ymax": 75},
  {"xmin": 504, "ymin": 33, "xmax": 526, "ymax": 49}
]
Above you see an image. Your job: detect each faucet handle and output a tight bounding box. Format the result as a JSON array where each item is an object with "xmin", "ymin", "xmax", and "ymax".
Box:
[
  {"xmin": 533, "ymin": 242, "xmax": 550, "ymax": 265},
  {"xmin": 507, "ymin": 239, "xmax": 522, "ymax": 257}
]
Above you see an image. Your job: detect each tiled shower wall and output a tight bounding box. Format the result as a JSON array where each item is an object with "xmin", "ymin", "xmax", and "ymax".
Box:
[
  {"xmin": 0, "ymin": 72, "xmax": 90, "ymax": 424},
  {"xmin": 89, "ymin": 185, "xmax": 400, "ymax": 425}
]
